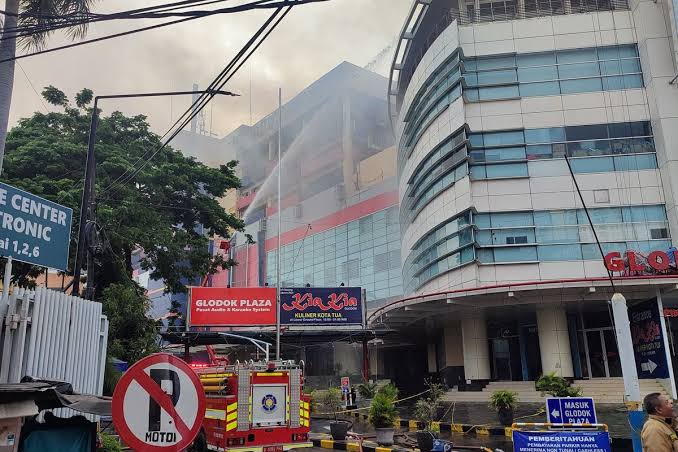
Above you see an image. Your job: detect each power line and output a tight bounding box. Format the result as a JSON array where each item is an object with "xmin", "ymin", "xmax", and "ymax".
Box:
[
  {"xmin": 100, "ymin": 2, "xmax": 299, "ymax": 199},
  {"xmin": 0, "ymin": 0, "xmax": 326, "ymax": 64},
  {"xmin": 16, "ymin": 61, "xmax": 48, "ymax": 113}
]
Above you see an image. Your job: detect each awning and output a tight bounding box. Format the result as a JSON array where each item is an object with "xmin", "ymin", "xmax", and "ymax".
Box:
[{"xmin": 0, "ymin": 377, "xmax": 111, "ymax": 417}]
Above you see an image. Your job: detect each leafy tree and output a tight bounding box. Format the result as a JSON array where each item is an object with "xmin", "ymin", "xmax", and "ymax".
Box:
[
  {"xmin": 100, "ymin": 283, "xmax": 159, "ymax": 364},
  {"xmin": 3, "ymin": 87, "xmax": 244, "ymax": 363},
  {"xmin": 4, "ymin": 86, "xmax": 243, "ymax": 296}
]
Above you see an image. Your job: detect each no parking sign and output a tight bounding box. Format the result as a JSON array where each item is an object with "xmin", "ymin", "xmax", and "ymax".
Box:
[{"xmin": 112, "ymin": 353, "xmax": 206, "ymax": 451}]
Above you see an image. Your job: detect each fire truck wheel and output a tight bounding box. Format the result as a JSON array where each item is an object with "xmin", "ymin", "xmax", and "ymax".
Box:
[{"xmin": 188, "ymin": 430, "xmax": 208, "ymax": 452}]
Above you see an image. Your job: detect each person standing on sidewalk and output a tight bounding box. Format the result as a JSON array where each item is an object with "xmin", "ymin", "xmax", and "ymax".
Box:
[{"xmin": 642, "ymin": 393, "xmax": 678, "ymax": 452}]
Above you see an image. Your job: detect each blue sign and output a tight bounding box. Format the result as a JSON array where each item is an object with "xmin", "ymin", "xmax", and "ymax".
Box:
[
  {"xmin": 513, "ymin": 431, "xmax": 611, "ymax": 452},
  {"xmin": 279, "ymin": 287, "xmax": 364, "ymax": 327},
  {"xmin": 630, "ymin": 298, "xmax": 670, "ymax": 379},
  {"xmin": 546, "ymin": 397, "xmax": 597, "ymax": 424},
  {"xmin": 0, "ymin": 182, "xmax": 72, "ymax": 270}
]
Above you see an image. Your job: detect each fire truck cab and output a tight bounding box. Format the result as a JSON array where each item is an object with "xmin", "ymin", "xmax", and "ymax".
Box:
[{"xmin": 192, "ymin": 360, "xmax": 312, "ymax": 452}]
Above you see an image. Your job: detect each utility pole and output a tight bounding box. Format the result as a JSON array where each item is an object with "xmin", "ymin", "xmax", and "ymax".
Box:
[{"xmin": 71, "ymin": 89, "xmax": 238, "ymax": 299}]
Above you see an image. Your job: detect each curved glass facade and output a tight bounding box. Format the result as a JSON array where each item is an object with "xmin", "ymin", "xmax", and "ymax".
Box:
[{"xmin": 403, "ymin": 205, "xmax": 671, "ymax": 293}]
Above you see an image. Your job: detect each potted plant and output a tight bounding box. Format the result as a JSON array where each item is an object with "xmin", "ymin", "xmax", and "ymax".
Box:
[
  {"xmin": 536, "ymin": 372, "xmax": 582, "ymax": 397},
  {"xmin": 357, "ymin": 382, "xmax": 377, "ymax": 401},
  {"xmin": 413, "ymin": 380, "xmax": 445, "ymax": 452},
  {"xmin": 315, "ymin": 388, "xmax": 351, "ymax": 441},
  {"xmin": 369, "ymin": 384, "xmax": 399, "ymax": 446},
  {"xmin": 489, "ymin": 390, "xmax": 519, "ymax": 426}
]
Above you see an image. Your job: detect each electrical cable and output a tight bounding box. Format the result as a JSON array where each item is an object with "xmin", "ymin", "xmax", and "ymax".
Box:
[
  {"xmin": 100, "ymin": 3, "xmax": 297, "ymax": 199},
  {"xmin": 0, "ymin": 0, "xmax": 327, "ymax": 63}
]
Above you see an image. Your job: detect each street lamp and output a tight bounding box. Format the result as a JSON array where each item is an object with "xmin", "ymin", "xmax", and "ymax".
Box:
[{"xmin": 72, "ymin": 89, "xmax": 238, "ymax": 299}]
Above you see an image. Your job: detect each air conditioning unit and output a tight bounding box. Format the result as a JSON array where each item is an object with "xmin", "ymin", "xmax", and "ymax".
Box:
[
  {"xmin": 335, "ymin": 183, "xmax": 346, "ymax": 202},
  {"xmin": 294, "ymin": 204, "xmax": 303, "ymax": 219}
]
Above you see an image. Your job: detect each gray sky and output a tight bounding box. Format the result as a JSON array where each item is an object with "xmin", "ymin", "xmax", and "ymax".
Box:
[{"xmin": 9, "ymin": 0, "xmax": 411, "ymax": 142}]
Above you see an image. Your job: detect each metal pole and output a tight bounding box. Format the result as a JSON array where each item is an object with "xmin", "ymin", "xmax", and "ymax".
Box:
[
  {"xmin": 1, "ymin": 256, "xmax": 12, "ymax": 306},
  {"xmin": 73, "ymin": 98, "xmax": 99, "ymax": 297},
  {"xmin": 276, "ymin": 87, "xmax": 282, "ymax": 360}
]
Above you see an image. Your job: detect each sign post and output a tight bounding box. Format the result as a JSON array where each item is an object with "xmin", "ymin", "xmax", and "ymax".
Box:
[
  {"xmin": 546, "ymin": 397, "xmax": 597, "ymax": 425},
  {"xmin": 630, "ymin": 297, "xmax": 671, "ymax": 379},
  {"xmin": 112, "ymin": 353, "xmax": 206, "ymax": 451}
]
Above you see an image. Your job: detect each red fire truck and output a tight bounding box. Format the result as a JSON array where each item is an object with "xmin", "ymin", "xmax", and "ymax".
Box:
[{"xmin": 189, "ymin": 359, "xmax": 312, "ymax": 452}]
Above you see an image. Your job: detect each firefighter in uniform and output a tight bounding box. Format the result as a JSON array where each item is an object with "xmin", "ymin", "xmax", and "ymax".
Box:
[{"xmin": 641, "ymin": 393, "xmax": 678, "ymax": 452}]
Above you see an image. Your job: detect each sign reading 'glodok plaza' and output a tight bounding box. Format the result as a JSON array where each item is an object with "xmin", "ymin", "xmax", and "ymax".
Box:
[
  {"xmin": 604, "ymin": 249, "xmax": 678, "ymax": 273},
  {"xmin": 188, "ymin": 287, "xmax": 277, "ymax": 326}
]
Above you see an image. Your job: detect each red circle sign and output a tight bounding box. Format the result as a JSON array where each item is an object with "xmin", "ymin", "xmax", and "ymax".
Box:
[{"xmin": 112, "ymin": 353, "xmax": 206, "ymax": 451}]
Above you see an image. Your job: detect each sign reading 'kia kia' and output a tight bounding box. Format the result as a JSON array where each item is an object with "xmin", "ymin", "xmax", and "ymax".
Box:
[
  {"xmin": 279, "ymin": 287, "xmax": 364, "ymax": 328},
  {"xmin": 188, "ymin": 287, "xmax": 277, "ymax": 326}
]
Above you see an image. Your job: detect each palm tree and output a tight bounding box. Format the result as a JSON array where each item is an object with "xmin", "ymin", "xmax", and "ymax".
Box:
[{"xmin": 0, "ymin": 0, "xmax": 97, "ymax": 174}]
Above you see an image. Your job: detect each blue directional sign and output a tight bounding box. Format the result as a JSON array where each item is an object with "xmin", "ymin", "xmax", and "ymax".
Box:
[
  {"xmin": 513, "ymin": 430, "xmax": 611, "ymax": 452},
  {"xmin": 0, "ymin": 182, "xmax": 72, "ymax": 271},
  {"xmin": 630, "ymin": 298, "xmax": 670, "ymax": 379},
  {"xmin": 546, "ymin": 397, "xmax": 597, "ymax": 424}
]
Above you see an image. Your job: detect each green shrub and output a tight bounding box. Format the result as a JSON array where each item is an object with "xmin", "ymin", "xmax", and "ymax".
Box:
[
  {"xmin": 489, "ymin": 390, "xmax": 519, "ymax": 412},
  {"xmin": 369, "ymin": 384, "xmax": 398, "ymax": 429},
  {"xmin": 358, "ymin": 382, "xmax": 377, "ymax": 399},
  {"xmin": 98, "ymin": 433, "xmax": 122, "ymax": 452},
  {"xmin": 312, "ymin": 387, "xmax": 343, "ymax": 416},
  {"xmin": 536, "ymin": 372, "xmax": 582, "ymax": 397}
]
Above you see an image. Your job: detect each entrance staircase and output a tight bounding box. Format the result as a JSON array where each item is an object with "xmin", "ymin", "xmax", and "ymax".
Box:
[
  {"xmin": 443, "ymin": 378, "xmax": 670, "ymax": 404},
  {"xmin": 574, "ymin": 378, "xmax": 669, "ymax": 404}
]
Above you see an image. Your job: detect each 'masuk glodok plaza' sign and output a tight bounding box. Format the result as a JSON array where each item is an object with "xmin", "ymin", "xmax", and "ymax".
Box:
[
  {"xmin": 0, "ymin": 182, "xmax": 72, "ymax": 271},
  {"xmin": 279, "ymin": 287, "xmax": 364, "ymax": 328}
]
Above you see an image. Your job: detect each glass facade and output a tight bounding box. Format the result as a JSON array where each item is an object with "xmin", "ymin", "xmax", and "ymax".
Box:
[
  {"xmin": 468, "ymin": 121, "xmax": 656, "ymax": 180},
  {"xmin": 400, "ymin": 45, "xmax": 643, "ymax": 160},
  {"xmin": 403, "ymin": 205, "xmax": 672, "ymax": 293},
  {"xmin": 464, "ymin": 45, "xmax": 643, "ymax": 101},
  {"xmin": 266, "ymin": 206, "xmax": 403, "ymax": 305}
]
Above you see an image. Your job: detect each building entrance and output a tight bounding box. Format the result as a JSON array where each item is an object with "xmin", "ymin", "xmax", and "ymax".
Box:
[
  {"xmin": 488, "ymin": 322, "xmax": 541, "ymax": 381},
  {"xmin": 576, "ymin": 312, "xmax": 622, "ymax": 379}
]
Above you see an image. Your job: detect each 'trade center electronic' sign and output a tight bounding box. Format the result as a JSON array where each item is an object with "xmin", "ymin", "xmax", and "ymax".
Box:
[
  {"xmin": 0, "ymin": 182, "xmax": 72, "ymax": 271},
  {"xmin": 279, "ymin": 287, "xmax": 364, "ymax": 327},
  {"xmin": 189, "ymin": 287, "xmax": 277, "ymax": 326}
]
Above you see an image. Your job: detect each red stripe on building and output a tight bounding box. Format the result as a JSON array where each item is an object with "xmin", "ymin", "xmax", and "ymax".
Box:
[{"xmin": 264, "ymin": 191, "xmax": 398, "ymax": 252}]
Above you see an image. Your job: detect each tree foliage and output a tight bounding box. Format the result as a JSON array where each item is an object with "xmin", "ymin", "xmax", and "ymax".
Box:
[
  {"xmin": 100, "ymin": 283, "xmax": 159, "ymax": 363},
  {"xmin": 4, "ymin": 87, "xmax": 243, "ymax": 296}
]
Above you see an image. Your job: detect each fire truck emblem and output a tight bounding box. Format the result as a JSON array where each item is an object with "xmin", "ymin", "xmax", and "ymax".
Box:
[{"xmin": 261, "ymin": 394, "xmax": 277, "ymax": 412}]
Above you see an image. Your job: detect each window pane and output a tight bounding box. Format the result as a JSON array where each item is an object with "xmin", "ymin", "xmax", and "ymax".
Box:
[
  {"xmin": 484, "ymin": 146, "xmax": 526, "ymax": 161},
  {"xmin": 581, "ymin": 242, "xmax": 625, "ymax": 259},
  {"xmin": 570, "ymin": 156, "xmax": 614, "ymax": 173},
  {"xmin": 518, "ymin": 66, "xmax": 558, "ymax": 82},
  {"xmin": 560, "ymin": 78, "xmax": 603, "ymax": 93},
  {"xmin": 566, "ymin": 124, "xmax": 609, "ymax": 141},
  {"xmin": 470, "ymin": 165, "xmax": 486, "ymax": 180},
  {"xmin": 557, "ymin": 48, "xmax": 597, "ymax": 63},
  {"xmin": 484, "ymin": 130, "xmax": 525, "ymax": 146},
  {"xmin": 558, "ymin": 62, "xmax": 600, "ymax": 78},
  {"xmin": 536, "ymin": 226, "xmax": 580, "ymax": 243},
  {"xmin": 602, "ymin": 76, "xmax": 625, "ymax": 90},
  {"xmin": 479, "ymin": 85, "xmax": 520, "ymax": 100},
  {"xmin": 623, "ymin": 74, "xmax": 643, "ymax": 88},
  {"xmin": 600, "ymin": 60, "xmax": 622, "ymax": 76},
  {"xmin": 528, "ymin": 159, "xmax": 569, "ymax": 176},
  {"xmin": 525, "ymin": 127, "xmax": 566, "ymax": 144},
  {"xmin": 476, "ymin": 55, "xmax": 516, "ymax": 70},
  {"xmin": 534, "ymin": 210, "xmax": 578, "ymax": 226},
  {"xmin": 520, "ymin": 81, "xmax": 560, "ymax": 96},
  {"xmin": 517, "ymin": 52, "xmax": 556, "ymax": 67},
  {"xmin": 494, "ymin": 246, "xmax": 538, "ymax": 262},
  {"xmin": 478, "ymin": 69, "xmax": 518, "ymax": 85},
  {"xmin": 579, "ymin": 207, "xmax": 622, "ymax": 224},
  {"xmin": 486, "ymin": 162, "xmax": 528, "ymax": 178},
  {"xmin": 526, "ymin": 144, "xmax": 553, "ymax": 159},
  {"xmin": 538, "ymin": 244, "xmax": 583, "ymax": 261},
  {"xmin": 491, "ymin": 211, "xmax": 534, "ymax": 227}
]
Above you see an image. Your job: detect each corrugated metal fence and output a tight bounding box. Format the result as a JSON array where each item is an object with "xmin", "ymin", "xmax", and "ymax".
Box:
[{"xmin": 0, "ymin": 287, "xmax": 108, "ymax": 402}]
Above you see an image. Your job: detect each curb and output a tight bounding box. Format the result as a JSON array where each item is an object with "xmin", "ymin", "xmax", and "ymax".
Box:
[
  {"xmin": 311, "ymin": 438, "xmax": 412, "ymax": 452},
  {"xmin": 347, "ymin": 412, "xmax": 513, "ymax": 438}
]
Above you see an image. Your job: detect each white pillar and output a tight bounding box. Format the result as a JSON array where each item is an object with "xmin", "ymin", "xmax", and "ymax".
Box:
[
  {"xmin": 536, "ymin": 305, "xmax": 574, "ymax": 378},
  {"xmin": 461, "ymin": 315, "xmax": 491, "ymax": 380}
]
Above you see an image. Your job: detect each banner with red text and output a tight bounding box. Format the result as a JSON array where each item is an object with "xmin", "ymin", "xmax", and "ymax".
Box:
[
  {"xmin": 279, "ymin": 287, "xmax": 364, "ymax": 328},
  {"xmin": 189, "ymin": 287, "xmax": 277, "ymax": 326}
]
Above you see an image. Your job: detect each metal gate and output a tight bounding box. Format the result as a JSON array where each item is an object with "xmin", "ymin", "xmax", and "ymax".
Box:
[{"xmin": 0, "ymin": 287, "xmax": 108, "ymax": 401}]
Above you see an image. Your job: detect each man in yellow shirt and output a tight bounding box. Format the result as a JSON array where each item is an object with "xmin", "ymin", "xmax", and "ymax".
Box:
[{"xmin": 642, "ymin": 392, "xmax": 678, "ymax": 452}]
